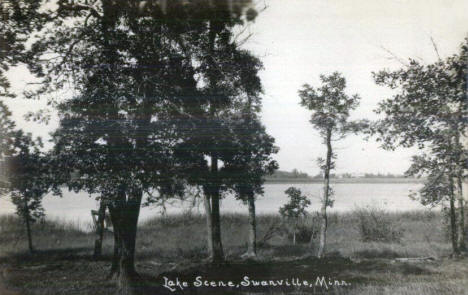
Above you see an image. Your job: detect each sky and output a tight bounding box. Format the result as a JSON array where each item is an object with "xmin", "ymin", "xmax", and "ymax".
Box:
[{"xmin": 4, "ymin": 0, "xmax": 468, "ymax": 176}]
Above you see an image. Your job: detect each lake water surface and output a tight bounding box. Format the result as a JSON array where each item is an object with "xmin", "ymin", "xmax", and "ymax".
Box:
[{"xmin": 0, "ymin": 182, "xmax": 425, "ymax": 227}]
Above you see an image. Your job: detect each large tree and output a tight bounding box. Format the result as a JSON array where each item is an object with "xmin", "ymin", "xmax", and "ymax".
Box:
[
  {"xmin": 4, "ymin": 1, "xmax": 265, "ymax": 291},
  {"xmin": 47, "ymin": 6, "xmax": 200, "ymax": 291},
  {"xmin": 170, "ymin": 9, "xmax": 267, "ymax": 262},
  {"xmin": 372, "ymin": 38, "xmax": 467, "ymax": 254},
  {"xmin": 298, "ymin": 72, "xmax": 361, "ymax": 258}
]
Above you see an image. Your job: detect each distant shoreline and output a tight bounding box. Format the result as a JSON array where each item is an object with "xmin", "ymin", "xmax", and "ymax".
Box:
[{"xmin": 265, "ymin": 177, "xmax": 425, "ymax": 184}]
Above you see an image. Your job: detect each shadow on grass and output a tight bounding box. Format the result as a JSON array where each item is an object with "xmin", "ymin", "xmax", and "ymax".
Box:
[
  {"xmin": 0, "ymin": 247, "xmax": 94, "ymax": 265},
  {"xmin": 354, "ymin": 249, "xmax": 401, "ymax": 259},
  {"xmin": 0, "ymin": 245, "xmax": 437, "ymax": 295}
]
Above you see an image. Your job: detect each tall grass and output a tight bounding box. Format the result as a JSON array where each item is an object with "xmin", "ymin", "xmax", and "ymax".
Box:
[
  {"xmin": 132, "ymin": 209, "xmax": 450, "ymax": 261},
  {"xmin": 0, "ymin": 214, "xmax": 93, "ymax": 256},
  {"xmin": 0, "ymin": 209, "xmax": 453, "ymax": 260},
  {"xmin": 355, "ymin": 207, "xmax": 405, "ymax": 243}
]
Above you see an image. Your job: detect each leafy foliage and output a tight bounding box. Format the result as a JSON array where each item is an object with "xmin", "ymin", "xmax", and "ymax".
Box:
[
  {"xmin": 8, "ymin": 132, "xmax": 54, "ymax": 223},
  {"xmin": 298, "ymin": 72, "xmax": 362, "ymax": 206},
  {"xmin": 298, "ymin": 72, "xmax": 361, "ymax": 138},
  {"xmin": 373, "ymin": 38, "xmax": 467, "ymax": 206},
  {"xmin": 279, "ymin": 187, "xmax": 311, "ymax": 220}
]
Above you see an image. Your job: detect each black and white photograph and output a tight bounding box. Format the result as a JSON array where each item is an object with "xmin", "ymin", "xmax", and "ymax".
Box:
[{"xmin": 0, "ymin": 0, "xmax": 467, "ymax": 294}]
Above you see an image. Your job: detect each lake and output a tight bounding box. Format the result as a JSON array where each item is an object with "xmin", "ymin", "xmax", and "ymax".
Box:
[{"xmin": 0, "ymin": 182, "xmax": 426, "ymax": 228}]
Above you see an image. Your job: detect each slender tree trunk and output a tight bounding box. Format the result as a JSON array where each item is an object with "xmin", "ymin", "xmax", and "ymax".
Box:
[
  {"xmin": 456, "ymin": 175, "xmax": 466, "ymax": 251},
  {"xmin": 203, "ymin": 194, "xmax": 214, "ymax": 259},
  {"xmin": 205, "ymin": 18, "xmax": 224, "ymax": 263},
  {"xmin": 246, "ymin": 191, "xmax": 257, "ymax": 257},
  {"xmin": 94, "ymin": 200, "xmax": 106, "ymax": 259},
  {"xmin": 210, "ymin": 176, "xmax": 224, "ymax": 262},
  {"xmin": 452, "ymin": 125, "xmax": 467, "ymax": 252},
  {"xmin": 449, "ymin": 177, "xmax": 459, "ymax": 255},
  {"xmin": 317, "ymin": 129, "xmax": 332, "ymax": 258},
  {"xmin": 23, "ymin": 198, "xmax": 33, "ymax": 254},
  {"xmin": 293, "ymin": 219, "xmax": 297, "ymax": 246}
]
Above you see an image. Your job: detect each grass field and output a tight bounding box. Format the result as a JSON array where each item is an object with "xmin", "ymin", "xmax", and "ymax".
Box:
[{"xmin": 0, "ymin": 209, "xmax": 467, "ymax": 294}]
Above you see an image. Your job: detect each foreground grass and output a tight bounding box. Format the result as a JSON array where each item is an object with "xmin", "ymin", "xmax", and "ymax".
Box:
[{"xmin": 0, "ymin": 210, "xmax": 466, "ymax": 294}]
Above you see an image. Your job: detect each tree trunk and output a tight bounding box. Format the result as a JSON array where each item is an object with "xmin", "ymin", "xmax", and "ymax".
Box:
[
  {"xmin": 293, "ymin": 219, "xmax": 297, "ymax": 246},
  {"xmin": 246, "ymin": 192, "xmax": 257, "ymax": 257},
  {"xmin": 209, "ymin": 153, "xmax": 224, "ymax": 263},
  {"xmin": 317, "ymin": 129, "xmax": 332, "ymax": 258},
  {"xmin": 449, "ymin": 177, "xmax": 459, "ymax": 255},
  {"xmin": 23, "ymin": 198, "xmax": 33, "ymax": 254},
  {"xmin": 454, "ymin": 124, "xmax": 466, "ymax": 252},
  {"xmin": 210, "ymin": 189, "xmax": 224, "ymax": 262},
  {"xmin": 205, "ymin": 18, "xmax": 224, "ymax": 263},
  {"xmin": 203, "ymin": 194, "xmax": 214, "ymax": 259},
  {"xmin": 108, "ymin": 205, "xmax": 121, "ymax": 279},
  {"xmin": 94, "ymin": 200, "xmax": 106, "ymax": 259},
  {"xmin": 107, "ymin": 188, "xmax": 142, "ymax": 295},
  {"xmin": 456, "ymin": 175, "xmax": 466, "ymax": 251}
]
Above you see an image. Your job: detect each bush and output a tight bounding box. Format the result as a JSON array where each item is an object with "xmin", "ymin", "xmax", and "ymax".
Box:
[
  {"xmin": 287, "ymin": 223, "xmax": 313, "ymax": 244},
  {"xmin": 284, "ymin": 214, "xmax": 321, "ymax": 244},
  {"xmin": 355, "ymin": 207, "xmax": 404, "ymax": 243}
]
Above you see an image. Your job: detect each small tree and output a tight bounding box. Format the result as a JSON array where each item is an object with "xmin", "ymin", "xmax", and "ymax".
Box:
[
  {"xmin": 0, "ymin": 103, "xmax": 54, "ymax": 254},
  {"xmin": 7, "ymin": 131, "xmax": 55, "ymax": 254},
  {"xmin": 299, "ymin": 72, "xmax": 361, "ymax": 257},
  {"xmin": 279, "ymin": 187, "xmax": 311, "ymax": 245}
]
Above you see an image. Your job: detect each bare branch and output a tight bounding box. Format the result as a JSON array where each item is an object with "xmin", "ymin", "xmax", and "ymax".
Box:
[
  {"xmin": 379, "ymin": 45, "xmax": 408, "ymax": 66},
  {"xmin": 430, "ymin": 36, "xmax": 442, "ymax": 61}
]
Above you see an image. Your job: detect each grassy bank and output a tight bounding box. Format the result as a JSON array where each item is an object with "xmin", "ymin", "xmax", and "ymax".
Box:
[{"xmin": 0, "ymin": 210, "xmax": 466, "ymax": 294}]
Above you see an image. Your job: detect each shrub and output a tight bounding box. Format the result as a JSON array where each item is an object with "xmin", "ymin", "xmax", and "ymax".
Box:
[
  {"xmin": 355, "ymin": 207, "xmax": 404, "ymax": 243},
  {"xmin": 287, "ymin": 223, "xmax": 312, "ymax": 244}
]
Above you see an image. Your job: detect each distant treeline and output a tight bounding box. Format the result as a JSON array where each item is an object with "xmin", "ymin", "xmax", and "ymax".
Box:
[{"xmin": 265, "ymin": 169, "xmax": 414, "ymax": 183}]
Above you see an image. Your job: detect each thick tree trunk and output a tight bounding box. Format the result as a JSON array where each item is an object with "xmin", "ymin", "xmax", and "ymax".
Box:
[
  {"xmin": 246, "ymin": 192, "xmax": 257, "ymax": 257},
  {"xmin": 203, "ymin": 194, "xmax": 214, "ymax": 259},
  {"xmin": 449, "ymin": 178, "xmax": 459, "ymax": 255},
  {"xmin": 107, "ymin": 189, "xmax": 142, "ymax": 295},
  {"xmin": 456, "ymin": 175, "xmax": 466, "ymax": 251},
  {"xmin": 94, "ymin": 200, "xmax": 106, "ymax": 259},
  {"xmin": 24, "ymin": 199, "xmax": 33, "ymax": 254},
  {"xmin": 116, "ymin": 223, "xmax": 138, "ymax": 294},
  {"xmin": 317, "ymin": 129, "xmax": 332, "ymax": 258},
  {"xmin": 108, "ymin": 205, "xmax": 121, "ymax": 278}
]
